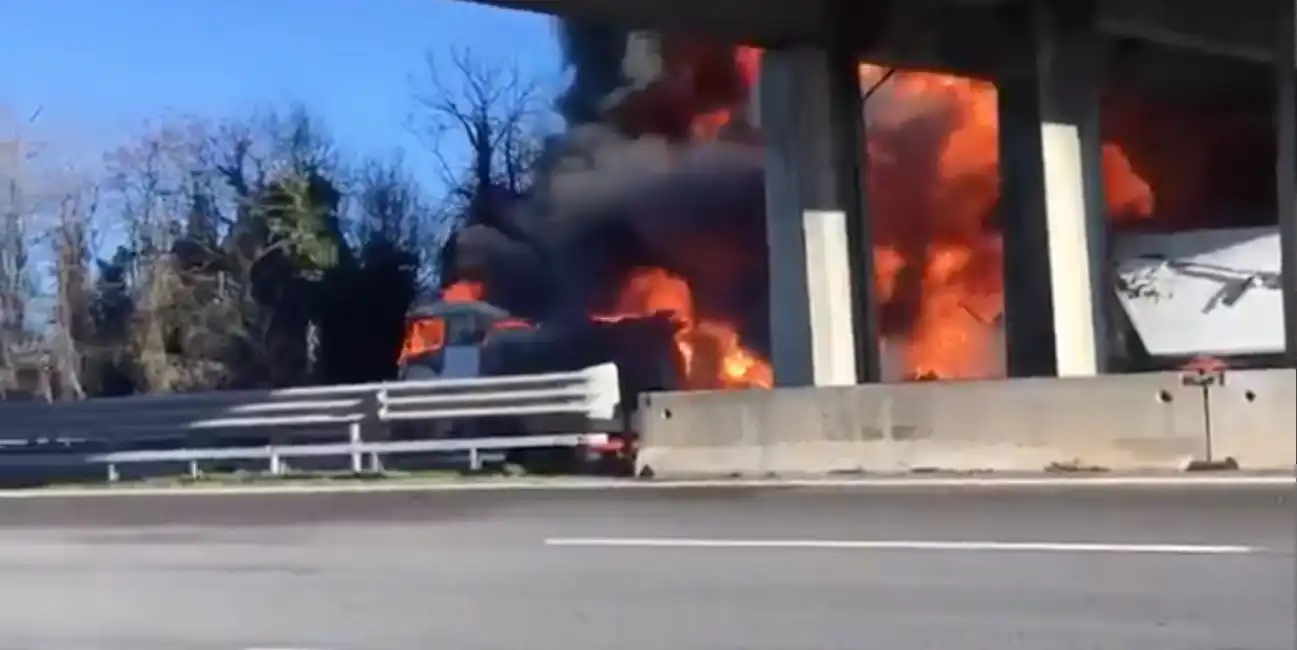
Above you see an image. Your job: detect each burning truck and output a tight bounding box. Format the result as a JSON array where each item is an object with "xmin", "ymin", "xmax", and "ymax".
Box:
[
  {"xmin": 395, "ymin": 280, "xmax": 683, "ymax": 470},
  {"xmin": 394, "ymin": 24, "xmax": 1286, "ymax": 468}
]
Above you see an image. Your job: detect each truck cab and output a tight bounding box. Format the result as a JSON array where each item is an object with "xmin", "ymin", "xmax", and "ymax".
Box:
[
  {"xmin": 394, "ymin": 298, "xmax": 682, "ymax": 474},
  {"xmin": 398, "ymin": 300, "xmax": 524, "ymax": 381}
]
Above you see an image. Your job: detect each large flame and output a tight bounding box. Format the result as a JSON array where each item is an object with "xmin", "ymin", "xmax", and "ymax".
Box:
[
  {"xmin": 404, "ymin": 40, "xmax": 1162, "ymax": 387},
  {"xmin": 593, "ymin": 267, "xmax": 773, "ymax": 389},
  {"xmin": 402, "ymin": 267, "xmax": 772, "ymax": 389},
  {"xmin": 850, "ymin": 63, "xmax": 1154, "ymax": 378}
]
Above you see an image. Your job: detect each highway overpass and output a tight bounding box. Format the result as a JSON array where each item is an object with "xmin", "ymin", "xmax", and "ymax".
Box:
[
  {"xmin": 463, "ymin": 0, "xmax": 1296, "ymax": 383},
  {"xmin": 470, "ymin": 0, "xmax": 1291, "ymax": 71}
]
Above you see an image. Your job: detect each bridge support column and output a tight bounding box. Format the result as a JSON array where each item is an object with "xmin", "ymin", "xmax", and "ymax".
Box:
[
  {"xmin": 1277, "ymin": 0, "xmax": 1297, "ymax": 362},
  {"xmin": 760, "ymin": 46, "xmax": 880, "ymax": 386},
  {"xmin": 998, "ymin": 1, "xmax": 1111, "ymax": 377}
]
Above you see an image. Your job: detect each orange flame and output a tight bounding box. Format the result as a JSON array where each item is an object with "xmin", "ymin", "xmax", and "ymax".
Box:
[
  {"xmin": 398, "ymin": 280, "xmax": 492, "ymax": 364},
  {"xmin": 594, "ymin": 267, "xmax": 773, "ymax": 389},
  {"xmin": 400, "ymin": 272, "xmax": 771, "ymax": 389},
  {"xmin": 442, "ymin": 281, "xmax": 485, "ymax": 302},
  {"xmin": 852, "ymin": 63, "xmax": 1153, "ymax": 378}
]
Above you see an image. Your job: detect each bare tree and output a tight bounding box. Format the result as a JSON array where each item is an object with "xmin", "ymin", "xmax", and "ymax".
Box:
[
  {"xmin": 209, "ymin": 109, "xmax": 346, "ymax": 388},
  {"xmin": 4, "ymin": 101, "xmax": 442, "ymax": 396},
  {"xmin": 0, "ymin": 107, "xmax": 74, "ymax": 399},
  {"xmin": 0, "ymin": 118, "xmax": 34, "ymax": 388},
  {"xmin": 99, "ymin": 108, "xmax": 347, "ymax": 392},
  {"xmin": 409, "ymin": 47, "xmax": 549, "ymax": 217},
  {"xmin": 45, "ymin": 177, "xmax": 99, "ymax": 399},
  {"xmin": 348, "ymin": 154, "xmax": 439, "ymax": 286},
  {"xmin": 101, "ymin": 117, "xmax": 207, "ymax": 392},
  {"xmin": 0, "ymin": 107, "xmax": 108, "ymax": 400}
]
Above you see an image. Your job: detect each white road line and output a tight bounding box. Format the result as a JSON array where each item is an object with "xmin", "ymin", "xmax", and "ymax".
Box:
[
  {"xmin": 245, "ymin": 646, "xmax": 336, "ymax": 650},
  {"xmin": 245, "ymin": 647, "xmax": 334, "ymax": 650},
  {"xmin": 543, "ymin": 537, "xmax": 1265, "ymax": 555},
  {"xmin": 1, "ymin": 474, "xmax": 1292, "ymax": 498}
]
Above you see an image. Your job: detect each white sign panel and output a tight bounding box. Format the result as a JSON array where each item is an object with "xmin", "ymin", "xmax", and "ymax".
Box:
[{"xmin": 1112, "ymin": 226, "xmax": 1283, "ymax": 357}]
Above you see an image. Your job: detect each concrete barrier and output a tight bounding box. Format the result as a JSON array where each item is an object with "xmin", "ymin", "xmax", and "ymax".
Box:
[
  {"xmin": 1206, "ymin": 368, "xmax": 1296, "ymax": 471},
  {"xmin": 636, "ymin": 373, "xmax": 1208, "ymax": 477}
]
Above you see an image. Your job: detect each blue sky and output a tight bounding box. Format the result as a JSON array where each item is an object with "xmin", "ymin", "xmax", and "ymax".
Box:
[{"xmin": 0, "ymin": 0, "xmax": 564, "ymax": 179}]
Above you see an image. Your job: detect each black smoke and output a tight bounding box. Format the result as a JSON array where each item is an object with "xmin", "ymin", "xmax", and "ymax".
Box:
[{"xmin": 442, "ymin": 19, "xmax": 772, "ymax": 355}]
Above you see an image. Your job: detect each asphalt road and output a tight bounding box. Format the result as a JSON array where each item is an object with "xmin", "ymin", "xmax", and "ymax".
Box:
[{"xmin": 1, "ymin": 481, "xmax": 1293, "ymax": 650}]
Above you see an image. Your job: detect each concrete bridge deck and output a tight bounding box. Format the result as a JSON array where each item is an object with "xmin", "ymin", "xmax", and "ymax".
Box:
[{"xmin": 469, "ymin": 0, "xmax": 1288, "ymax": 72}]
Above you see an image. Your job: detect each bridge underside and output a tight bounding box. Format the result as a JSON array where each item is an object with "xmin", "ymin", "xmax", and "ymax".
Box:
[
  {"xmin": 472, "ymin": 0, "xmax": 1286, "ymax": 71},
  {"xmin": 473, "ymin": 0, "xmax": 1290, "ymax": 111}
]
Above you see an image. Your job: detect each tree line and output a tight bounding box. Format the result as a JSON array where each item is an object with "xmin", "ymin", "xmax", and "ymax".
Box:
[{"xmin": 0, "ymin": 49, "xmax": 547, "ymax": 400}]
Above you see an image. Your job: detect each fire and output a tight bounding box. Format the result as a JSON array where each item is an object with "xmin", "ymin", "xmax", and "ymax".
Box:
[
  {"xmin": 402, "ymin": 268, "xmax": 767, "ymax": 389},
  {"xmin": 622, "ymin": 43, "xmax": 1153, "ymax": 382},
  {"xmin": 442, "ymin": 281, "xmax": 485, "ymax": 302},
  {"xmin": 397, "ymin": 279, "xmax": 528, "ymax": 364},
  {"xmin": 594, "ymin": 267, "xmax": 773, "ymax": 389},
  {"xmin": 398, "ymin": 319, "xmax": 446, "ymax": 364},
  {"xmin": 403, "ymin": 269, "xmax": 772, "ymax": 389},
  {"xmin": 854, "ymin": 63, "xmax": 1153, "ymax": 378},
  {"xmin": 406, "ymin": 37, "xmax": 1163, "ymax": 387}
]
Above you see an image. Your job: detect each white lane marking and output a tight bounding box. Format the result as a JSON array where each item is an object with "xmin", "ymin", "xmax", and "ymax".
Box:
[
  {"xmin": 245, "ymin": 647, "xmax": 337, "ymax": 650},
  {"xmin": 1, "ymin": 474, "xmax": 1292, "ymax": 498},
  {"xmin": 543, "ymin": 537, "xmax": 1265, "ymax": 555},
  {"xmin": 245, "ymin": 647, "xmax": 334, "ymax": 650}
]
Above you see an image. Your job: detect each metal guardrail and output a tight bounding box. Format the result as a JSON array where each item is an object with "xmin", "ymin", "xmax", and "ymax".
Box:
[
  {"xmin": 6, "ymin": 434, "xmax": 612, "ymax": 481},
  {"xmin": 0, "ymin": 363, "xmax": 622, "ymax": 481}
]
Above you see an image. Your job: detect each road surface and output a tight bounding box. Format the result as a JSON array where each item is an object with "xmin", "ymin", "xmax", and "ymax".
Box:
[{"xmin": 1, "ymin": 480, "xmax": 1293, "ymax": 650}]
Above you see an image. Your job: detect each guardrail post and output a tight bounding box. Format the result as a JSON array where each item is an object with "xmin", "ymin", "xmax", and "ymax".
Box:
[
  {"xmin": 364, "ymin": 389, "xmax": 386, "ymax": 473},
  {"xmin": 347, "ymin": 421, "xmax": 364, "ymax": 473},
  {"xmin": 268, "ymin": 446, "xmax": 282, "ymax": 475}
]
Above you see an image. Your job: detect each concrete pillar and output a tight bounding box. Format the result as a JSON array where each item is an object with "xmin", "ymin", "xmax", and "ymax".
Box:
[
  {"xmin": 998, "ymin": 1, "xmax": 1110, "ymax": 377},
  {"xmin": 1277, "ymin": 0, "xmax": 1297, "ymax": 363},
  {"xmin": 759, "ymin": 47, "xmax": 880, "ymax": 386}
]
